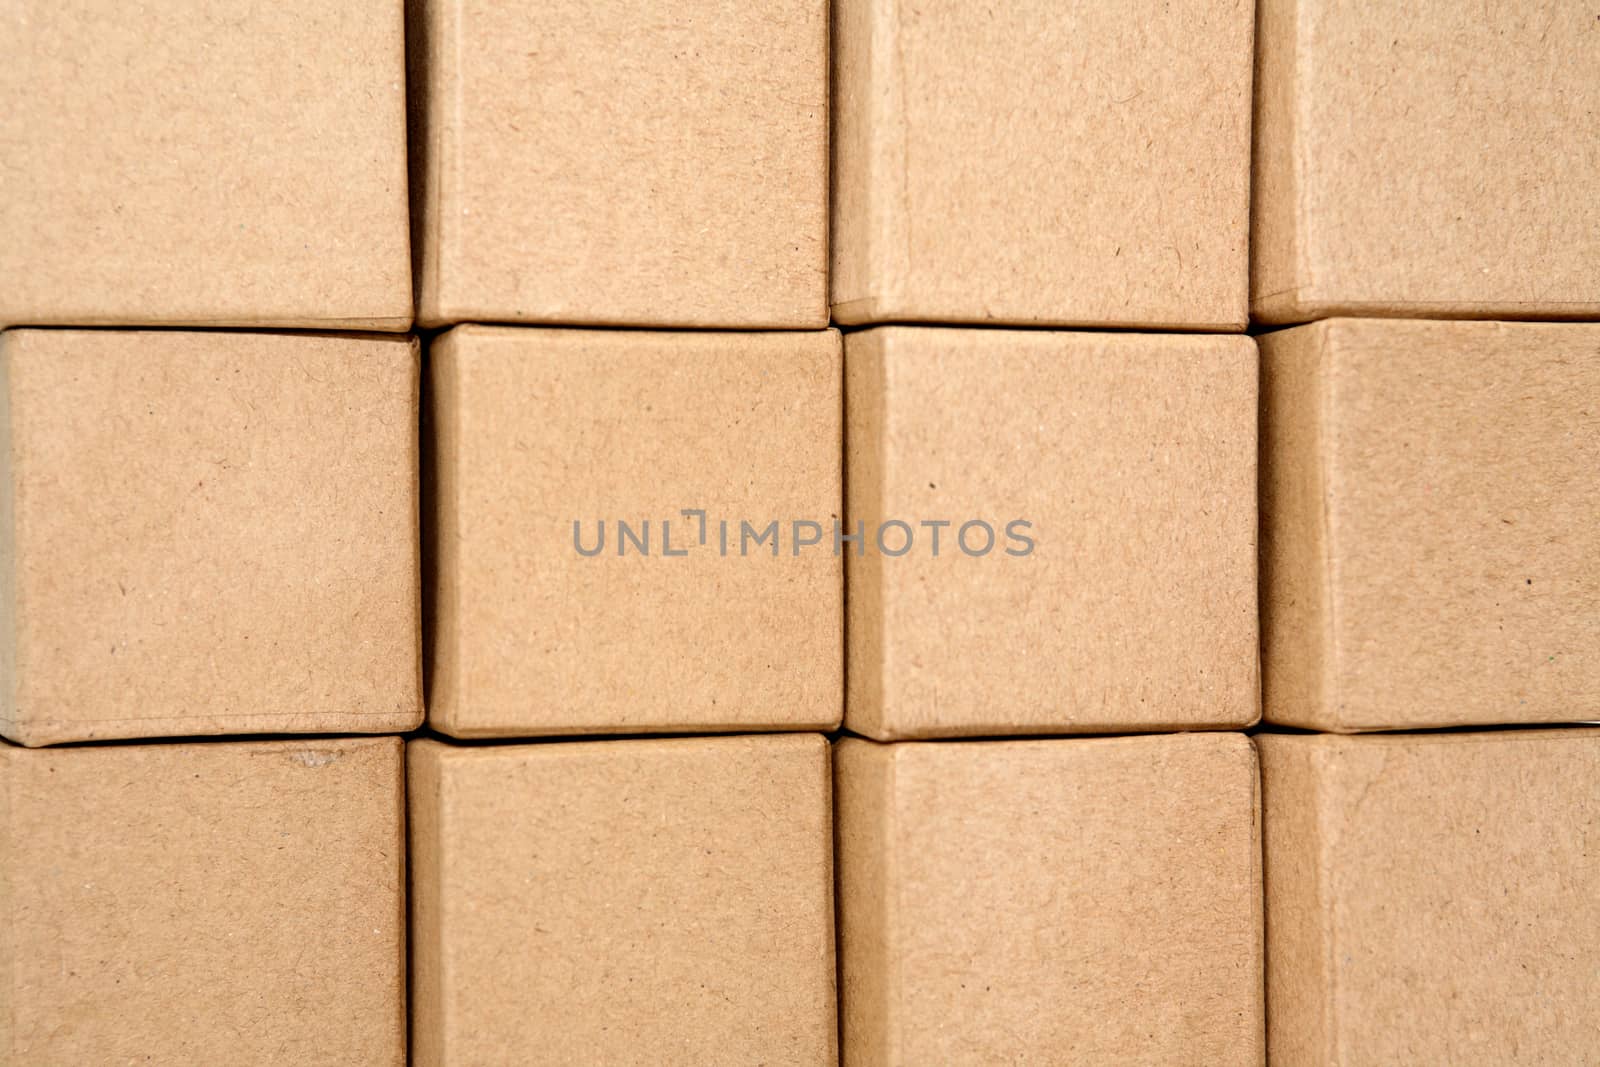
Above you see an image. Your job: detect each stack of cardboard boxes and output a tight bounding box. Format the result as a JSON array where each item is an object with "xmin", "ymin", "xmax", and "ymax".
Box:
[
  {"xmin": 831, "ymin": 2, "xmax": 1265, "ymax": 1063},
  {"xmin": 1, "ymin": 2, "xmax": 418, "ymax": 1062},
  {"xmin": 1, "ymin": 0, "xmax": 1595, "ymax": 1063},
  {"xmin": 407, "ymin": 3, "xmax": 839, "ymax": 1062},
  {"xmin": 1253, "ymin": 2, "xmax": 1600, "ymax": 1060}
]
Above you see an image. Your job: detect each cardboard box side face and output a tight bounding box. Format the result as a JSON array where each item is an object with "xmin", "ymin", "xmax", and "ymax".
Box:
[
  {"xmin": 405, "ymin": 0, "xmax": 448, "ymax": 320},
  {"xmin": 1327, "ymin": 321, "xmax": 1600, "ymax": 729},
  {"xmin": 1258, "ymin": 323, "xmax": 1334, "ymax": 728},
  {"xmin": 0, "ymin": 1, "xmax": 411, "ymax": 329},
  {"xmin": 1250, "ymin": 0, "xmax": 1305, "ymax": 317},
  {"xmin": 1256, "ymin": 734, "xmax": 1335, "ymax": 1063},
  {"xmin": 0, "ymin": 347, "xmax": 17, "ymax": 733},
  {"xmin": 843, "ymin": 333, "xmax": 889, "ymax": 740},
  {"xmin": 406, "ymin": 740, "xmax": 449, "ymax": 1067},
  {"xmin": 419, "ymin": 2, "xmax": 827, "ymax": 328},
  {"xmin": 881, "ymin": 735, "xmax": 1263, "ymax": 1064},
  {"xmin": 832, "ymin": 0, "xmax": 1252, "ymax": 328},
  {"xmin": 829, "ymin": 0, "xmax": 890, "ymax": 322},
  {"xmin": 4, "ymin": 330, "xmax": 422, "ymax": 745},
  {"xmin": 0, "ymin": 747, "xmax": 13, "ymax": 1059},
  {"xmin": 834, "ymin": 738, "xmax": 899, "ymax": 1065},
  {"xmin": 423, "ymin": 330, "xmax": 464, "ymax": 736},
  {"xmin": 383, "ymin": 744, "xmax": 410, "ymax": 1053},
  {"xmin": 1254, "ymin": 2, "xmax": 1600, "ymax": 322},
  {"xmin": 1311, "ymin": 731, "xmax": 1600, "ymax": 1061},
  {"xmin": 5, "ymin": 738, "xmax": 405, "ymax": 1065},
  {"xmin": 431, "ymin": 327, "xmax": 842, "ymax": 737},
  {"xmin": 850, "ymin": 328, "xmax": 1258, "ymax": 739},
  {"xmin": 422, "ymin": 735, "xmax": 835, "ymax": 1065}
]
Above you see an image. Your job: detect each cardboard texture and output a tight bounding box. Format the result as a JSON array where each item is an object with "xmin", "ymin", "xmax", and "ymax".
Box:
[
  {"xmin": 1259, "ymin": 729, "xmax": 1600, "ymax": 1063},
  {"xmin": 831, "ymin": 0, "xmax": 1254, "ymax": 329},
  {"xmin": 0, "ymin": 736, "xmax": 406, "ymax": 1065},
  {"xmin": 835, "ymin": 733, "xmax": 1263, "ymax": 1064},
  {"xmin": 0, "ymin": 0, "xmax": 411, "ymax": 330},
  {"xmin": 845, "ymin": 327, "xmax": 1258, "ymax": 739},
  {"xmin": 0, "ymin": 329, "xmax": 422, "ymax": 746},
  {"xmin": 427, "ymin": 326, "xmax": 841, "ymax": 737},
  {"xmin": 1253, "ymin": 1, "xmax": 1600, "ymax": 323},
  {"xmin": 408, "ymin": 0, "xmax": 827, "ymax": 328},
  {"xmin": 409, "ymin": 733, "xmax": 836, "ymax": 1066},
  {"xmin": 1260, "ymin": 319, "xmax": 1600, "ymax": 731}
]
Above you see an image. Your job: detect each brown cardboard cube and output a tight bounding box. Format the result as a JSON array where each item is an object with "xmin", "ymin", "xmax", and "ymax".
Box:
[
  {"xmin": 0, "ymin": 329, "xmax": 422, "ymax": 746},
  {"xmin": 831, "ymin": 0, "xmax": 1253, "ymax": 329},
  {"xmin": 1253, "ymin": 1, "xmax": 1600, "ymax": 323},
  {"xmin": 409, "ymin": 1, "xmax": 827, "ymax": 327},
  {"xmin": 1259, "ymin": 730, "xmax": 1600, "ymax": 1063},
  {"xmin": 0, "ymin": 737, "xmax": 406, "ymax": 1065},
  {"xmin": 836, "ymin": 733, "xmax": 1263, "ymax": 1064},
  {"xmin": 427, "ymin": 326, "xmax": 840, "ymax": 737},
  {"xmin": 409, "ymin": 734, "xmax": 836, "ymax": 1066},
  {"xmin": 845, "ymin": 327, "xmax": 1258, "ymax": 739},
  {"xmin": 1260, "ymin": 319, "xmax": 1600, "ymax": 731},
  {"xmin": 0, "ymin": 0, "xmax": 411, "ymax": 329}
]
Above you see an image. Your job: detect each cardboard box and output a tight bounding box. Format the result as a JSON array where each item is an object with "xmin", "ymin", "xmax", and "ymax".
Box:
[
  {"xmin": 0, "ymin": 0, "xmax": 411, "ymax": 329},
  {"xmin": 0, "ymin": 329, "xmax": 422, "ymax": 746},
  {"xmin": 409, "ymin": 733, "xmax": 835, "ymax": 1065},
  {"xmin": 0, "ymin": 736, "xmax": 406, "ymax": 1064},
  {"xmin": 831, "ymin": 0, "xmax": 1253, "ymax": 329},
  {"xmin": 409, "ymin": 1, "xmax": 827, "ymax": 328},
  {"xmin": 427, "ymin": 326, "xmax": 840, "ymax": 737},
  {"xmin": 1259, "ymin": 729, "xmax": 1600, "ymax": 1062},
  {"xmin": 845, "ymin": 327, "xmax": 1258, "ymax": 739},
  {"xmin": 1253, "ymin": 1, "xmax": 1600, "ymax": 323},
  {"xmin": 1260, "ymin": 319, "xmax": 1600, "ymax": 731},
  {"xmin": 836, "ymin": 733, "xmax": 1263, "ymax": 1064}
]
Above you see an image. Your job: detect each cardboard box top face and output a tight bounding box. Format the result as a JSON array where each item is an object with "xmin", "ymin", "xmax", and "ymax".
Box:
[
  {"xmin": 428, "ymin": 326, "xmax": 841, "ymax": 737},
  {"xmin": 1260, "ymin": 319, "xmax": 1600, "ymax": 730},
  {"xmin": 831, "ymin": 0, "xmax": 1253, "ymax": 328},
  {"xmin": 0, "ymin": 329, "xmax": 422, "ymax": 746},
  {"xmin": 412, "ymin": 1, "xmax": 827, "ymax": 328},
  {"xmin": 0, "ymin": 737, "xmax": 405, "ymax": 1065},
  {"xmin": 836, "ymin": 733, "xmax": 1263, "ymax": 1064},
  {"xmin": 0, "ymin": 1, "xmax": 411, "ymax": 329},
  {"xmin": 409, "ymin": 734, "xmax": 835, "ymax": 1065},
  {"xmin": 1259, "ymin": 729, "xmax": 1600, "ymax": 1062},
  {"xmin": 1253, "ymin": 1, "xmax": 1600, "ymax": 322},
  {"xmin": 845, "ymin": 327, "xmax": 1259, "ymax": 738}
]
